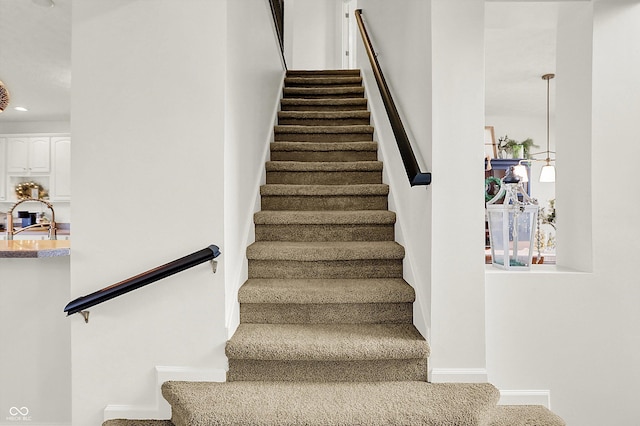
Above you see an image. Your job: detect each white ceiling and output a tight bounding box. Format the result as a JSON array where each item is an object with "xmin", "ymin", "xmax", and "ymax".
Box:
[
  {"xmin": 0, "ymin": 0, "xmax": 71, "ymax": 124},
  {"xmin": 0, "ymin": 1, "xmax": 557, "ymax": 125}
]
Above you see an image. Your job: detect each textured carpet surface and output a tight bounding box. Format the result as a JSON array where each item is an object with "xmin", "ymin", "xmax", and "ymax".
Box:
[
  {"xmin": 103, "ymin": 421, "xmax": 174, "ymax": 426},
  {"xmin": 110, "ymin": 69, "xmax": 565, "ymax": 426},
  {"xmin": 239, "ymin": 278, "xmax": 413, "ymax": 304},
  {"xmin": 163, "ymin": 381, "xmax": 500, "ymax": 426},
  {"xmin": 490, "ymin": 405, "xmax": 566, "ymax": 425}
]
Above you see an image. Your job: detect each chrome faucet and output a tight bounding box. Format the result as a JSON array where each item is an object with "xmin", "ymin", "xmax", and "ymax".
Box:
[{"xmin": 6, "ymin": 198, "xmax": 57, "ymax": 240}]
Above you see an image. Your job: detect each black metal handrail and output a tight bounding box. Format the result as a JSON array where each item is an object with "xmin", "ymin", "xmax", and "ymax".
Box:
[
  {"xmin": 355, "ymin": 9, "xmax": 431, "ymax": 186},
  {"xmin": 269, "ymin": 0, "xmax": 287, "ymax": 70},
  {"xmin": 64, "ymin": 245, "xmax": 221, "ymax": 316}
]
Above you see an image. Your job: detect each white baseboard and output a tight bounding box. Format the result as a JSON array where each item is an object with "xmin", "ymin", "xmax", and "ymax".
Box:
[
  {"xmin": 498, "ymin": 389, "xmax": 551, "ymax": 409},
  {"xmin": 103, "ymin": 366, "xmax": 226, "ymax": 422},
  {"xmin": 429, "ymin": 368, "xmax": 488, "ymax": 383},
  {"xmin": 0, "ymin": 423, "xmax": 70, "ymax": 426}
]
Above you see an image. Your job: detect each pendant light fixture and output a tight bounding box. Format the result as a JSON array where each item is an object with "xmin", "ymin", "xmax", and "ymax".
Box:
[{"xmin": 532, "ymin": 73, "xmax": 556, "ymax": 182}]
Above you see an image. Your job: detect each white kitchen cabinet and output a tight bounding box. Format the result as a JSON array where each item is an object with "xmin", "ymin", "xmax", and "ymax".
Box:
[
  {"xmin": 7, "ymin": 137, "xmax": 50, "ymax": 175},
  {"xmin": 0, "ymin": 138, "xmax": 6, "ymax": 200},
  {"xmin": 51, "ymin": 137, "xmax": 71, "ymax": 200}
]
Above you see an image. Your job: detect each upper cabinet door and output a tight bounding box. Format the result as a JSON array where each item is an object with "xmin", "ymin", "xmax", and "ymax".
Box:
[
  {"xmin": 6, "ymin": 137, "xmax": 50, "ymax": 174},
  {"xmin": 6, "ymin": 137, "xmax": 29, "ymax": 174},
  {"xmin": 51, "ymin": 137, "xmax": 71, "ymax": 200},
  {"xmin": 28, "ymin": 137, "xmax": 51, "ymax": 173}
]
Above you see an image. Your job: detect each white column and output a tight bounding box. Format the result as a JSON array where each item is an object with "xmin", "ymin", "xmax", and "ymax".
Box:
[{"xmin": 429, "ymin": 0, "xmax": 487, "ymax": 382}]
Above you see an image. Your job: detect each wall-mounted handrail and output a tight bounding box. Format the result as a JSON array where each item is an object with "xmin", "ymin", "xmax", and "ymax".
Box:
[
  {"xmin": 268, "ymin": 0, "xmax": 287, "ymax": 70},
  {"xmin": 64, "ymin": 245, "xmax": 221, "ymax": 316},
  {"xmin": 355, "ymin": 9, "xmax": 431, "ymax": 186}
]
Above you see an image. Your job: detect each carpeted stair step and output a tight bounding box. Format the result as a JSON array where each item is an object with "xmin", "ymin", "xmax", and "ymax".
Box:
[
  {"xmin": 226, "ymin": 323, "xmax": 428, "ymax": 381},
  {"xmin": 103, "ymin": 421, "xmax": 174, "ymax": 426},
  {"xmin": 238, "ymin": 278, "xmax": 414, "ymax": 324},
  {"xmin": 286, "ymin": 69, "xmax": 361, "ymax": 77},
  {"xmin": 274, "ymin": 124, "xmax": 373, "ymax": 142},
  {"xmin": 277, "ymin": 110, "xmax": 370, "ymax": 126},
  {"xmin": 489, "ymin": 405, "xmax": 566, "ymax": 425},
  {"xmin": 260, "ymin": 184, "xmax": 389, "ymax": 211},
  {"xmin": 247, "ymin": 241, "xmax": 404, "ymax": 279},
  {"xmin": 283, "ymin": 86, "xmax": 365, "ymax": 99},
  {"xmin": 284, "ymin": 76, "xmax": 363, "ymax": 88},
  {"xmin": 265, "ymin": 161, "xmax": 382, "ymax": 185},
  {"xmin": 280, "ymin": 97, "xmax": 368, "ymax": 111},
  {"xmin": 270, "ymin": 141, "xmax": 378, "ymax": 162},
  {"xmin": 254, "ymin": 210, "xmax": 395, "ymax": 241},
  {"xmin": 163, "ymin": 381, "xmax": 500, "ymax": 426}
]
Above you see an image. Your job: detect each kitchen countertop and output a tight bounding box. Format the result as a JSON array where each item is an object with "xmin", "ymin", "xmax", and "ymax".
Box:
[{"xmin": 0, "ymin": 240, "xmax": 71, "ymax": 258}]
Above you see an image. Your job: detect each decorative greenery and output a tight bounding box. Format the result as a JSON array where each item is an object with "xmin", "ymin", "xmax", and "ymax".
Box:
[
  {"xmin": 498, "ymin": 135, "xmax": 539, "ymax": 159},
  {"xmin": 485, "ymin": 176, "xmax": 502, "ymax": 202},
  {"xmin": 541, "ymin": 198, "xmax": 556, "ymax": 229},
  {"xmin": 15, "ymin": 181, "xmax": 49, "ymax": 200}
]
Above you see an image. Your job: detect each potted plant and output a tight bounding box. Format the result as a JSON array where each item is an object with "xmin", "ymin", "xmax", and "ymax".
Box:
[{"xmin": 498, "ymin": 136, "xmax": 538, "ymax": 159}]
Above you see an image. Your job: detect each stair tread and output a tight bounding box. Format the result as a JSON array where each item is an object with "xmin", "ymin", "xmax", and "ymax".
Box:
[
  {"xmin": 278, "ymin": 111, "xmax": 370, "ymax": 119},
  {"xmin": 239, "ymin": 278, "xmax": 414, "ymax": 304},
  {"xmin": 266, "ymin": 161, "xmax": 382, "ymax": 172},
  {"xmin": 227, "ymin": 323, "xmax": 429, "ymax": 360},
  {"xmin": 284, "ymin": 76, "xmax": 363, "ymax": 86},
  {"xmin": 286, "ymin": 69, "xmax": 361, "ymax": 76},
  {"xmin": 238, "ymin": 278, "xmax": 415, "ymax": 304},
  {"xmin": 162, "ymin": 381, "xmax": 499, "ymax": 426},
  {"xmin": 270, "ymin": 141, "xmax": 378, "ymax": 152},
  {"xmin": 247, "ymin": 241, "xmax": 404, "ymax": 261},
  {"xmin": 260, "ymin": 184, "xmax": 389, "ymax": 196},
  {"xmin": 280, "ymin": 98, "xmax": 367, "ymax": 106},
  {"xmin": 275, "ymin": 124, "xmax": 374, "ymax": 134},
  {"xmin": 284, "ymin": 86, "xmax": 365, "ymax": 95},
  {"xmin": 103, "ymin": 421, "xmax": 173, "ymax": 426},
  {"xmin": 254, "ymin": 210, "xmax": 395, "ymax": 225},
  {"xmin": 490, "ymin": 405, "xmax": 566, "ymax": 426}
]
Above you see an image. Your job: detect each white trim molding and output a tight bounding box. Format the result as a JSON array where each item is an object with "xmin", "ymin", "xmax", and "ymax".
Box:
[
  {"xmin": 429, "ymin": 368, "xmax": 488, "ymax": 383},
  {"xmin": 103, "ymin": 366, "xmax": 226, "ymax": 422},
  {"xmin": 498, "ymin": 389, "xmax": 552, "ymax": 409}
]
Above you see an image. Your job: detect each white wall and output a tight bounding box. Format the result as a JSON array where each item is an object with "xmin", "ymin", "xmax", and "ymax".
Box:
[
  {"xmin": 224, "ymin": 0, "xmax": 287, "ymax": 335},
  {"xmin": 356, "ymin": 0, "xmax": 487, "ymax": 381},
  {"xmin": 0, "ymin": 257, "xmax": 70, "ymax": 426},
  {"xmin": 71, "ymin": 1, "xmax": 228, "ymax": 425},
  {"xmin": 429, "ymin": 0, "xmax": 487, "ymax": 380},
  {"xmin": 285, "ymin": 0, "xmax": 342, "ymax": 69},
  {"xmin": 355, "ymin": 0, "xmax": 432, "ymax": 339},
  {"xmin": 486, "ymin": 2, "xmax": 640, "ymax": 424}
]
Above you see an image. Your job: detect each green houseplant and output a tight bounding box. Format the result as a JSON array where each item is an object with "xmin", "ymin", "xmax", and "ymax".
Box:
[{"xmin": 498, "ymin": 135, "xmax": 539, "ymax": 159}]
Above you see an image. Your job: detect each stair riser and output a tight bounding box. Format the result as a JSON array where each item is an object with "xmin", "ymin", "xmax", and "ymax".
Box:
[
  {"xmin": 274, "ymin": 132, "xmax": 373, "ymax": 142},
  {"xmin": 240, "ymin": 303, "xmax": 413, "ymax": 324},
  {"xmin": 248, "ymin": 259, "xmax": 403, "ymax": 279},
  {"xmin": 255, "ymin": 224, "xmax": 394, "ymax": 242},
  {"xmin": 261, "ymin": 195, "xmax": 388, "ymax": 211},
  {"xmin": 227, "ymin": 359, "xmax": 427, "ymax": 382},
  {"xmin": 278, "ymin": 117, "xmax": 370, "ymax": 126},
  {"xmin": 281, "ymin": 103, "xmax": 368, "ymax": 111},
  {"xmin": 266, "ymin": 171, "xmax": 382, "ymax": 185},
  {"xmin": 270, "ymin": 150, "xmax": 377, "ymax": 162}
]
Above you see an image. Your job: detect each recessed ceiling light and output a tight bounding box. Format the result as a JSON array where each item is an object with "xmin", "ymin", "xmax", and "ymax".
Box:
[{"xmin": 14, "ymin": 107, "xmax": 28, "ymax": 112}]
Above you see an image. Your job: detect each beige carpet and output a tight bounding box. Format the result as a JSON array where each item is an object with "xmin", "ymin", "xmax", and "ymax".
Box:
[{"xmin": 103, "ymin": 69, "xmax": 565, "ymax": 426}]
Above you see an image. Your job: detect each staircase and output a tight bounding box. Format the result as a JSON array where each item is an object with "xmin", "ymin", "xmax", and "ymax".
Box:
[{"xmin": 104, "ymin": 70, "xmax": 565, "ymax": 425}]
